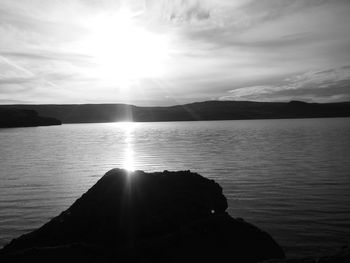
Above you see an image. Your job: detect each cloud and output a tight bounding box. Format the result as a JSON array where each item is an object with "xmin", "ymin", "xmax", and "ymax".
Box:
[
  {"xmin": 145, "ymin": 0, "xmax": 210, "ymax": 22},
  {"xmin": 221, "ymin": 65, "xmax": 350, "ymax": 102},
  {"xmin": 0, "ymin": 98, "xmax": 33, "ymax": 104},
  {"xmin": 0, "ymin": 0, "xmax": 350, "ymax": 104}
]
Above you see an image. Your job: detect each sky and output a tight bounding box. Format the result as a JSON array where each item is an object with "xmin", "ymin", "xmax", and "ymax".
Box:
[{"xmin": 0, "ymin": 0, "xmax": 350, "ymax": 106}]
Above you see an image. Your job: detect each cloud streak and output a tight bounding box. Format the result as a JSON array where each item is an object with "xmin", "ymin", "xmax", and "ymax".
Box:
[{"xmin": 221, "ymin": 65, "xmax": 350, "ymax": 102}]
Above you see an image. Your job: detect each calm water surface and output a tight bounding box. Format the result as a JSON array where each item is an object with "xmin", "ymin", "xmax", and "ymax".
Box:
[{"xmin": 1, "ymin": 118, "xmax": 350, "ymax": 257}]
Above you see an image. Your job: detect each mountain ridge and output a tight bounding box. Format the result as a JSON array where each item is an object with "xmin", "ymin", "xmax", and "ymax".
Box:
[{"xmin": 0, "ymin": 100, "xmax": 349, "ymax": 124}]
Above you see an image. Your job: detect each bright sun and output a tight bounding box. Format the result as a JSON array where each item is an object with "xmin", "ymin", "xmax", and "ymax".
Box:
[{"xmin": 84, "ymin": 9, "xmax": 169, "ymax": 84}]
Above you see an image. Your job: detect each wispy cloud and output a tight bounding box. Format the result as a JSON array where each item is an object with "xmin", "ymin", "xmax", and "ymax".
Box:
[
  {"xmin": 155, "ymin": 0, "xmax": 211, "ymax": 23},
  {"xmin": 221, "ymin": 65, "xmax": 350, "ymax": 102}
]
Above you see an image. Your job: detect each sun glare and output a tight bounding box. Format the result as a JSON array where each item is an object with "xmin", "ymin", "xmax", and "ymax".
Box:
[
  {"xmin": 84, "ymin": 9, "xmax": 169, "ymax": 84},
  {"xmin": 81, "ymin": 10, "xmax": 169, "ymax": 171}
]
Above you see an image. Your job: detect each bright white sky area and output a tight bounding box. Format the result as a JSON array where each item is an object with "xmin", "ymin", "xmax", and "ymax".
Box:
[{"xmin": 0, "ymin": 0, "xmax": 350, "ymax": 105}]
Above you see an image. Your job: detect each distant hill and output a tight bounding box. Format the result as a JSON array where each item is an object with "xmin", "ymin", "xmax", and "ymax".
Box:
[
  {"xmin": 0, "ymin": 100, "xmax": 349, "ymax": 124},
  {"xmin": 0, "ymin": 108, "xmax": 62, "ymax": 128}
]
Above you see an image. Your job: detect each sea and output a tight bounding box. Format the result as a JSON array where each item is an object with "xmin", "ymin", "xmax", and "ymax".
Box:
[{"xmin": 0, "ymin": 118, "xmax": 349, "ymax": 257}]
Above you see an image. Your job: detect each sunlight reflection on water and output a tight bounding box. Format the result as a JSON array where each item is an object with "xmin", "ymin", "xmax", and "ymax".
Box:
[{"xmin": 120, "ymin": 122, "xmax": 136, "ymax": 171}]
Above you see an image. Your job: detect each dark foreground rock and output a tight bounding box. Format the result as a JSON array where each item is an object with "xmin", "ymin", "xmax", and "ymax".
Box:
[
  {"xmin": 0, "ymin": 169, "xmax": 285, "ymax": 262},
  {"xmin": 0, "ymin": 108, "xmax": 61, "ymax": 128},
  {"xmin": 263, "ymin": 247, "xmax": 350, "ymax": 263}
]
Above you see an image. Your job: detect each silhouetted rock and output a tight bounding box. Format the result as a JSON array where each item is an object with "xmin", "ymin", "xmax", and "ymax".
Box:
[
  {"xmin": 262, "ymin": 246, "xmax": 350, "ymax": 263},
  {"xmin": 0, "ymin": 169, "xmax": 285, "ymax": 262},
  {"xmin": 0, "ymin": 108, "xmax": 61, "ymax": 128}
]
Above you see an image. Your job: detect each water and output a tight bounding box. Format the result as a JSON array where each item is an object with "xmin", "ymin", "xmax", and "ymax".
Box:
[{"xmin": 0, "ymin": 118, "xmax": 350, "ymax": 257}]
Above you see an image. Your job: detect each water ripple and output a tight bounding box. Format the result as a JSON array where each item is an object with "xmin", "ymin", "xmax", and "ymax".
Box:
[{"xmin": 0, "ymin": 118, "xmax": 350, "ymax": 257}]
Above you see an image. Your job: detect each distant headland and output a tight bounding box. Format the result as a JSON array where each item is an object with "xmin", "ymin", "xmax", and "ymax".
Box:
[
  {"xmin": 1, "ymin": 100, "xmax": 349, "ymax": 125},
  {"xmin": 0, "ymin": 108, "xmax": 61, "ymax": 128}
]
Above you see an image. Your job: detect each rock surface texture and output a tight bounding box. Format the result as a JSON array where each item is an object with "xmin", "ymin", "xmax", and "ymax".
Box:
[
  {"xmin": 0, "ymin": 169, "xmax": 285, "ymax": 262},
  {"xmin": 263, "ymin": 247, "xmax": 350, "ymax": 263}
]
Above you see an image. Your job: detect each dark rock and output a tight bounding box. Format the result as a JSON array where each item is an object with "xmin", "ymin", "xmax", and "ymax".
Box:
[
  {"xmin": 0, "ymin": 169, "xmax": 285, "ymax": 262},
  {"xmin": 262, "ymin": 246, "xmax": 350, "ymax": 263},
  {"xmin": 0, "ymin": 108, "xmax": 61, "ymax": 128}
]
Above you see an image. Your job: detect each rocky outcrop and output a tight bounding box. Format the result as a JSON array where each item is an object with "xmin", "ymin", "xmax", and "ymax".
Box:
[
  {"xmin": 0, "ymin": 109, "xmax": 61, "ymax": 128},
  {"xmin": 0, "ymin": 169, "xmax": 285, "ymax": 262}
]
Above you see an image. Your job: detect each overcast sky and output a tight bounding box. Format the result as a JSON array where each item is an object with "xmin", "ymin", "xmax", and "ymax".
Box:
[{"xmin": 1, "ymin": 0, "xmax": 350, "ymax": 105}]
